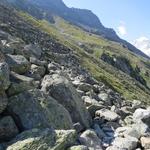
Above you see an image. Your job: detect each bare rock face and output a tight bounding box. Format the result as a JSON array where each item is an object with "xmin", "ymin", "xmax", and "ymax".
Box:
[
  {"xmin": 8, "ymin": 89, "xmax": 73, "ymax": 130},
  {"xmin": 41, "ymin": 74, "xmax": 92, "ymax": 129},
  {"xmin": 0, "ymin": 91, "xmax": 8, "ymax": 114}
]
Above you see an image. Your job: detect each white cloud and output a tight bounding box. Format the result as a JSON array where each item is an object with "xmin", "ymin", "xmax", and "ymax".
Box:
[
  {"xmin": 117, "ymin": 25, "xmax": 127, "ymax": 36},
  {"xmin": 133, "ymin": 37, "xmax": 150, "ymax": 57}
]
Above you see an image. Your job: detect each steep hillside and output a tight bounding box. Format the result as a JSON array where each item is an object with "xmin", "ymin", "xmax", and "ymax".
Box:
[
  {"xmin": 0, "ymin": 1, "xmax": 150, "ymax": 150},
  {"xmin": 5, "ymin": 0, "xmax": 149, "ymax": 59}
]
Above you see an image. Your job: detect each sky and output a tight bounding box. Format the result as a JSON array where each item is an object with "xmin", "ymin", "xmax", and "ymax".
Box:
[{"xmin": 63, "ymin": 0, "xmax": 150, "ymax": 56}]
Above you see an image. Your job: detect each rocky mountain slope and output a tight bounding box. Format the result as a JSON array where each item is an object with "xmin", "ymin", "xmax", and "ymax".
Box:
[
  {"xmin": 5, "ymin": 0, "xmax": 150, "ymax": 59},
  {"xmin": 0, "ymin": 1, "xmax": 150, "ymax": 150}
]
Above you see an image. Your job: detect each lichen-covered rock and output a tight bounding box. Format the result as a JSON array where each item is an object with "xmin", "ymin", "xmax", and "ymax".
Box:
[
  {"xmin": 8, "ymin": 89, "xmax": 73, "ymax": 130},
  {"xmin": 0, "ymin": 91, "xmax": 8, "ymax": 113},
  {"xmin": 41, "ymin": 74, "xmax": 92, "ymax": 128},
  {"xmin": 79, "ymin": 129, "xmax": 103, "ymax": 150},
  {"xmin": 7, "ymin": 72, "xmax": 36, "ymax": 96},
  {"xmin": 68, "ymin": 145, "xmax": 89, "ymax": 150},
  {"xmin": 6, "ymin": 54, "xmax": 30, "ymax": 74},
  {"xmin": 6, "ymin": 129, "xmax": 77, "ymax": 150},
  {"xmin": 0, "ymin": 62, "xmax": 10, "ymax": 90},
  {"xmin": 0, "ymin": 116, "xmax": 19, "ymax": 141}
]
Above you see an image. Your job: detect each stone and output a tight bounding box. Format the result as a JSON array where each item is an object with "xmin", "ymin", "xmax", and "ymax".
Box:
[
  {"xmin": 96, "ymin": 109, "xmax": 119, "ymax": 121},
  {"xmin": 7, "ymin": 71, "xmax": 36, "ymax": 96},
  {"xmin": 112, "ymin": 136, "xmax": 138, "ymax": 150},
  {"xmin": 0, "ymin": 92, "xmax": 8, "ymax": 114},
  {"xmin": 22, "ymin": 44, "xmax": 42, "ymax": 59},
  {"xmin": 93, "ymin": 124, "xmax": 106, "ymax": 139},
  {"xmin": 115, "ymin": 127, "xmax": 140, "ymax": 139},
  {"xmin": 0, "ymin": 116, "xmax": 19, "ymax": 141},
  {"xmin": 140, "ymin": 137, "xmax": 150, "ymax": 149},
  {"xmin": 68, "ymin": 145, "xmax": 89, "ymax": 150},
  {"xmin": 0, "ymin": 62, "xmax": 10, "ymax": 90},
  {"xmin": 77, "ymin": 83, "xmax": 92, "ymax": 92},
  {"xmin": 8, "ymin": 89, "xmax": 73, "ymax": 130},
  {"xmin": 6, "ymin": 54, "xmax": 30, "ymax": 74},
  {"xmin": 133, "ymin": 108, "xmax": 150, "ymax": 126},
  {"xmin": 79, "ymin": 129, "xmax": 103, "ymax": 150},
  {"xmin": 6, "ymin": 128, "xmax": 77, "ymax": 150},
  {"xmin": 29, "ymin": 57, "xmax": 47, "ymax": 66},
  {"xmin": 41, "ymin": 74, "xmax": 92, "ymax": 128},
  {"xmin": 73, "ymin": 122, "xmax": 84, "ymax": 133},
  {"xmin": 28, "ymin": 64, "xmax": 46, "ymax": 80}
]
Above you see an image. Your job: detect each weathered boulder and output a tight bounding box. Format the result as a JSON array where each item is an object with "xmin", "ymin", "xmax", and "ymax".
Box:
[
  {"xmin": 22, "ymin": 44, "xmax": 42, "ymax": 59},
  {"xmin": 6, "ymin": 128, "xmax": 77, "ymax": 150},
  {"xmin": 6, "ymin": 54, "xmax": 30, "ymax": 74},
  {"xmin": 96, "ymin": 109, "xmax": 119, "ymax": 122},
  {"xmin": 8, "ymin": 89, "xmax": 73, "ymax": 130},
  {"xmin": 79, "ymin": 129, "xmax": 103, "ymax": 150},
  {"xmin": 41, "ymin": 74, "xmax": 92, "ymax": 128},
  {"xmin": 0, "ymin": 62, "xmax": 10, "ymax": 90},
  {"xmin": 0, "ymin": 116, "xmax": 19, "ymax": 142},
  {"xmin": 7, "ymin": 72, "xmax": 36, "ymax": 96},
  {"xmin": 133, "ymin": 108, "xmax": 150, "ymax": 126},
  {"xmin": 0, "ymin": 91, "xmax": 8, "ymax": 114},
  {"xmin": 112, "ymin": 136, "xmax": 138, "ymax": 150},
  {"xmin": 68, "ymin": 145, "xmax": 89, "ymax": 150}
]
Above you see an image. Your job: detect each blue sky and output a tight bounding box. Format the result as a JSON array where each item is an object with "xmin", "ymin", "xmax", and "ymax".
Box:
[{"xmin": 63, "ymin": 0, "xmax": 150, "ymax": 42}]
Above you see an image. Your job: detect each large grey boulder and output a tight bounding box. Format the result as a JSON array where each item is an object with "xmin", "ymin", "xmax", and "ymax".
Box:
[
  {"xmin": 6, "ymin": 54, "xmax": 30, "ymax": 74},
  {"xmin": 79, "ymin": 129, "xmax": 103, "ymax": 150},
  {"xmin": 41, "ymin": 74, "xmax": 92, "ymax": 128},
  {"xmin": 0, "ymin": 92, "xmax": 8, "ymax": 114},
  {"xmin": 0, "ymin": 116, "xmax": 19, "ymax": 141},
  {"xmin": 6, "ymin": 128, "xmax": 77, "ymax": 150},
  {"xmin": 0, "ymin": 62, "xmax": 10, "ymax": 90},
  {"xmin": 8, "ymin": 89, "xmax": 73, "ymax": 130}
]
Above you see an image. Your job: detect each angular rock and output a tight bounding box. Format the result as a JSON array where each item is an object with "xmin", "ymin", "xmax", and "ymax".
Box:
[
  {"xmin": 29, "ymin": 57, "xmax": 47, "ymax": 66},
  {"xmin": 7, "ymin": 72, "xmax": 36, "ymax": 96},
  {"xmin": 79, "ymin": 129, "xmax": 103, "ymax": 150},
  {"xmin": 8, "ymin": 89, "xmax": 73, "ymax": 130},
  {"xmin": 133, "ymin": 108, "xmax": 150, "ymax": 126},
  {"xmin": 140, "ymin": 137, "xmax": 150, "ymax": 149},
  {"xmin": 68, "ymin": 145, "xmax": 89, "ymax": 150},
  {"xmin": 6, "ymin": 54, "xmax": 30, "ymax": 74},
  {"xmin": 96, "ymin": 109, "xmax": 119, "ymax": 121},
  {"xmin": 112, "ymin": 136, "xmax": 138, "ymax": 150},
  {"xmin": 0, "ymin": 62, "xmax": 10, "ymax": 90},
  {"xmin": 6, "ymin": 128, "xmax": 77, "ymax": 150},
  {"xmin": 41, "ymin": 74, "xmax": 92, "ymax": 128},
  {"xmin": 0, "ymin": 116, "xmax": 19, "ymax": 141}
]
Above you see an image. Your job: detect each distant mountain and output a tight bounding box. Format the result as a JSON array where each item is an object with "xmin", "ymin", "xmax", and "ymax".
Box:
[{"xmin": 3, "ymin": 0, "xmax": 149, "ymax": 59}]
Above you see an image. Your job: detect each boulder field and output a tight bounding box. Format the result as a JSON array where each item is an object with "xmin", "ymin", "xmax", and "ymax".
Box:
[{"xmin": 0, "ymin": 27, "xmax": 150, "ymax": 150}]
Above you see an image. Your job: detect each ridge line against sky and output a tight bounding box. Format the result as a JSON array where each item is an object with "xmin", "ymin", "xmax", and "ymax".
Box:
[{"xmin": 63, "ymin": 0, "xmax": 150, "ymax": 56}]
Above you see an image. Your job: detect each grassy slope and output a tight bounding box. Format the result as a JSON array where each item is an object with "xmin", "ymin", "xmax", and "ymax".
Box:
[{"xmin": 19, "ymin": 12, "xmax": 150, "ymax": 104}]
